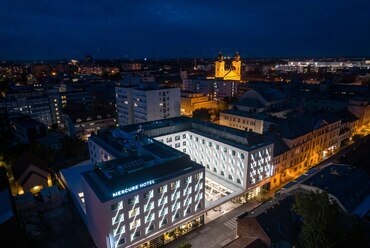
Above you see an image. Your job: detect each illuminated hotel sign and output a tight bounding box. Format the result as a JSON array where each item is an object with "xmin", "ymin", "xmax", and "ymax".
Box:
[{"xmin": 112, "ymin": 180, "xmax": 155, "ymax": 197}]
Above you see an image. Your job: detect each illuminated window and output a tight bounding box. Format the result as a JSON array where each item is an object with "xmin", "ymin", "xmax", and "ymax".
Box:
[
  {"xmin": 171, "ymin": 191, "xmax": 180, "ymax": 201},
  {"xmin": 130, "ymin": 219, "xmax": 141, "ymax": 230},
  {"xmin": 170, "ymin": 180, "xmax": 180, "ymax": 190},
  {"xmin": 195, "ymin": 172, "xmax": 203, "ymax": 180},
  {"xmin": 114, "ymin": 225, "xmax": 125, "ymax": 235},
  {"xmin": 128, "ymin": 207, "xmax": 140, "ymax": 218},
  {"xmin": 158, "ymin": 185, "xmax": 167, "ymax": 194},
  {"xmin": 159, "ymin": 207, "xmax": 168, "ymax": 217},
  {"xmin": 112, "ymin": 213, "xmax": 124, "ymax": 225},
  {"xmin": 145, "ymin": 212, "xmax": 155, "ymax": 223},
  {"xmin": 184, "ymin": 176, "xmax": 192, "ymax": 184},
  {"xmin": 183, "ymin": 198, "xmax": 192, "ymax": 207},
  {"xmin": 183, "ymin": 187, "xmax": 192, "ymax": 196},
  {"xmin": 172, "ymin": 202, "xmax": 180, "ymax": 212}
]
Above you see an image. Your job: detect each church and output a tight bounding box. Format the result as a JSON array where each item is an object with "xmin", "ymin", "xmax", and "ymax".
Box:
[{"xmin": 214, "ymin": 52, "xmax": 241, "ymax": 81}]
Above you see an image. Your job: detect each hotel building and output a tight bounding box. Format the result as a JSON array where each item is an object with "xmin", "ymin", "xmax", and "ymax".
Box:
[{"xmin": 62, "ymin": 116, "xmax": 274, "ymax": 248}]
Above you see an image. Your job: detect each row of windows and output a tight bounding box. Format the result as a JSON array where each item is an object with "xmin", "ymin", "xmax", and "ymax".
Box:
[
  {"xmin": 111, "ymin": 173, "xmax": 202, "ymax": 211},
  {"xmin": 114, "ymin": 203, "xmax": 202, "ymax": 246}
]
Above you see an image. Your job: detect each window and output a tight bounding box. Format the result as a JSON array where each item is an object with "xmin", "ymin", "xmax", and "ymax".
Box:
[
  {"xmin": 184, "ymin": 176, "xmax": 192, "ymax": 184},
  {"xmin": 132, "ymin": 231, "xmax": 140, "ymax": 240},
  {"xmin": 183, "ymin": 141, "xmax": 186, "ymax": 146},
  {"xmin": 183, "ymin": 134, "xmax": 186, "ymax": 139},
  {"xmin": 172, "ymin": 202, "xmax": 180, "ymax": 212},
  {"xmin": 195, "ymin": 172, "xmax": 203, "ymax": 180},
  {"xmin": 173, "ymin": 212, "xmax": 180, "ymax": 221},
  {"xmin": 118, "ymin": 238, "xmax": 125, "ymax": 245},
  {"xmin": 221, "ymin": 171, "xmax": 225, "ymax": 176},
  {"xmin": 128, "ymin": 195, "xmax": 139, "ymax": 205},
  {"xmin": 175, "ymin": 135, "xmax": 180, "ymax": 141},
  {"xmin": 111, "ymin": 201, "xmax": 122, "ymax": 211},
  {"xmin": 213, "ymin": 167, "xmax": 218, "ymax": 173},
  {"xmin": 146, "ymin": 224, "xmax": 154, "ymax": 234},
  {"xmin": 159, "ymin": 207, "xmax": 168, "ymax": 217},
  {"xmin": 111, "ymin": 203, "xmax": 118, "ymax": 211},
  {"xmin": 158, "ymin": 196, "xmax": 168, "ymax": 206},
  {"xmin": 130, "ymin": 219, "xmax": 141, "ymax": 230},
  {"xmin": 144, "ymin": 201, "xmax": 154, "ymax": 212},
  {"xmin": 144, "ymin": 190, "xmax": 153, "ymax": 199},
  {"xmin": 183, "ymin": 187, "xmax": 192, "ymax": 196},
  {"xmin": 170, "ymin": 180, "xmax": 180, "ymax": 190},
  {"xmin": 145, "ymin": 212, "xmax": 155, "ymax": 223},
  {"xmin": 171, "ymin": 191, "xmax": 180, "ymax": 201},
  {"xmin": 161, "ymin": 218, "xmax": 168, "ymax": 227},
  {"xmin": 175, "ymin": 143, "xmax": 180, "ymax": 148},
  {"xmin": 166, "ymin": 137, "xmax": 172, "ymax": 142},
  {"xmin": 112, "ymin": 213, "xmax": 124, "ymax": 224},
  {"xmin": 228, "ymin": 175, "xmax": 233, "ymax": 181},
  {"xmin": 185, "ymin": 207, "xmax": 191, "ymax": 215},
  {"xmin": 158, "ymin": 185, "xmax": 168, "ymax": 194},
  {"xmin": 128, "ymin": 207, "xmax": 140, "ymax": 218},
  {"xmin": 237, "ymin": 178, "xmax": 242, "ymax": 184},
  {"xmin": 183, "ymin": 198, "xmax": 192, "ymax": 206},
  {"xmin": 114, "ymin": 225, "xmax": 125, "ymax": 235}
]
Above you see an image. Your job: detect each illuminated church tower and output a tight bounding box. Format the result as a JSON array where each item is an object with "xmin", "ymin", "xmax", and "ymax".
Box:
[{"xmin": 214, "ymin": 52, "xmax": 241, "ymax": 81}]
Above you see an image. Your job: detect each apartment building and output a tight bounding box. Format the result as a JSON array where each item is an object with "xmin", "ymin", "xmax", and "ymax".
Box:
[
  {"xmin": 269, "ymin": 113, "xmax": 342, "ymax": 188},
  {"xmin": 116, "ymin": 86, "xmax": 180, "ymax": 126}
]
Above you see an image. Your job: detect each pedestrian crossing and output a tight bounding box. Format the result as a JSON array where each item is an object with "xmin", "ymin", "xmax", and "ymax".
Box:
[
  {"xmin": 224, "ymin": 218, "xmax": 237, "ymax": 229},
  {"xmin": 219, "ymin": 238, "xmax": 233, "ymax": 246}
]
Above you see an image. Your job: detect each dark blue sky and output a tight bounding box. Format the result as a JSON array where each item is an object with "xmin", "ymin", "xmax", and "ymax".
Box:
[{"xmin": 1, "ymin": 0, "xmax": 370, "ymax": 60}]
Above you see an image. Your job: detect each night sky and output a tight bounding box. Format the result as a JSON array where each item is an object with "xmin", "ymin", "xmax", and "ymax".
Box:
[{"xmin": 1, "ymin": 0, "xmax": 370, "ymax": 60}]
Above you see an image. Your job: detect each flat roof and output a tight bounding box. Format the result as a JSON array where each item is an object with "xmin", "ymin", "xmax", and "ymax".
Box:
[
  {"xmin": 120, "ymin": 116, "xmax": 271, "ymax": 150},
  {"xmin": 83, "ymin": 153, "xmax": 204, "ymax": 202}
]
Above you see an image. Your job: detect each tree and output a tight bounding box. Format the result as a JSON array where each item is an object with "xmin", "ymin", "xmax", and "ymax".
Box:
[
  {"xmin": 192, "ymin": 108, "xmax": 211, "ymax": 122},
  {"xmin": 61, "ymin": 136, "xmax": 86, "ymax": 157},
  {"xmin": 292, "ymin": 191, "xmax": 344, "ymax": 248},
  {"xmin": 29, "ymin": 142, "xmax": 55, "ymax": 163}
]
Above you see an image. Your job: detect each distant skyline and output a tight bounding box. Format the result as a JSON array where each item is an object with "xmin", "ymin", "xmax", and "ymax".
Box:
[{"xmin": 1, "ymin": 0, "xmax": 370, "ymax": 60}]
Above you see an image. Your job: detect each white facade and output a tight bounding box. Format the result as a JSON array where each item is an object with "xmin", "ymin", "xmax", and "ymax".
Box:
[
  {"xmin": 116, "ymin": 86, "xmax": 181, "ymax": 126},
  {"xmin": 83, "ymin": 168, "xmax": 204, "ymax": 248},
  {"xmin": 155, "ymin": 131, "xmax": 273, "ymax": 191}
]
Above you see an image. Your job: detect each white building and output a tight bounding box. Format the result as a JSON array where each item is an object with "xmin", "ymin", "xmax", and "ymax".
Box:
[
  {"xmin": 61, "ymin": 116, "xmax": 274, "ymax": 248},
  {"xmin": 70, "ymin": 129, "xmax": 205, "ymax": 248},
  {"xmin": 116, "ymin": 86, "xmax": 181, "ymax": 126},
  {"xmin": 122, "ymin": 117, "xmax": 274, "ymax": 199}
]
